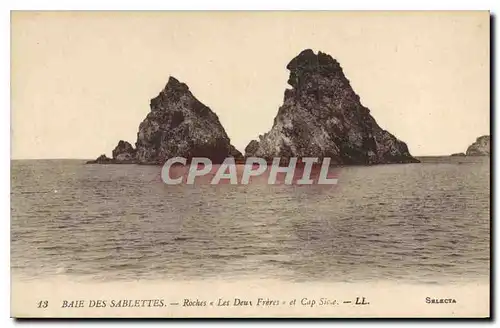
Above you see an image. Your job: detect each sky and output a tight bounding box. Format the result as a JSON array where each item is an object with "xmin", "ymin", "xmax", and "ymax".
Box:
[{"xmin": 11, "ymin": 11, "xmax": 490, "ymax": 159}]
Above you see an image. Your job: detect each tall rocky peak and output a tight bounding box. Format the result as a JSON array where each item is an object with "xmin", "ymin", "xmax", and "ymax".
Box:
[
  {"xmin": 88, "ymin": 76, "xmax": 242, "ymax": 164},
  {"xmin": 245, "ymin": 49, "xmax": 419, "ymax": 165}
]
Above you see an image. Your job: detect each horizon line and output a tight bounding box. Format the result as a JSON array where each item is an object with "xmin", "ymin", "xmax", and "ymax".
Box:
[{"xmin": 10, "ymin": 154, "xmax": 475, "ymax": 161}]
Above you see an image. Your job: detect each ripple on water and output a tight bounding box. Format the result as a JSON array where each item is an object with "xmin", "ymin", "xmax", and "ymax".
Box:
[{"xmin": 10, "ymin": 158, "xmax": 490, "ymax": 284}]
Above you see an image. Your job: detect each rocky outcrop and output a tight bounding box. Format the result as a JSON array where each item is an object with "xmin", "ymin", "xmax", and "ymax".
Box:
[
  {"xmin": 244, "ymin": 49, "xmax": 419, "ymax": 165},
  {"xmin": 450, "ymin": 152, "xmax": 466, "ymax": 157},
  {"xmin": 88, "ymin": 76, "xmax": 242, "ymax": 165},
  {"xmin": 465, "ymin": 135, "xmax": 490, "ymax": 156},
  {"xmin": 135, "ymin": 77, "xmax": 242, "ymax": 164},
  {"xmin": 112, "ymin": 140, "xmax": 137, "ymax": 162}
]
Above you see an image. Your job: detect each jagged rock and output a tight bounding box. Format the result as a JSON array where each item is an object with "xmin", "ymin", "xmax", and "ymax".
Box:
[
  {"xmin": 466, "ymin": 135, "xmax": 490, "ymax": 156},
  {"xmin": 112, "ymin": 140, "xmax": 137, "ymax": 162},
  {"xmin": 451, "ymin": 152, "xmax": 466, "ymax": 157},
  {"xmin": 244, "ymin": 49, "xmax": 419, "ymax": 165},
  {"xmin": 88, "ymin": 76, "xmax": 242, "ymax": 165}
]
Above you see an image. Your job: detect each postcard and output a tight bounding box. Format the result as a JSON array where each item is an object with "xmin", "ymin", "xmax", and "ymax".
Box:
[{"xmin": 10, "ymin": 10, "xmax": 490, "ymax": 318}]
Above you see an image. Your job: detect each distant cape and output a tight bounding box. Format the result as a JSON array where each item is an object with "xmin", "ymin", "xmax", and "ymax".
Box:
[
  {"xmin": 451, "ymin": 135, "xmax": 490, "ymax": 157},
  {"xmin": 88, "ymin": 49, "xmax": 419, "ymax": 165}
]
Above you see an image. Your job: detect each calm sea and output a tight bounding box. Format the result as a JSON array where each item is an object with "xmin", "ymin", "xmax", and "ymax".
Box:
[{"xmin": 11, "ymin": 157, "xmax": 490, "ymax": 284}]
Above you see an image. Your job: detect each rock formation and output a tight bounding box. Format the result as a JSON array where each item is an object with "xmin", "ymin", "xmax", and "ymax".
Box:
[
  {"xmin": 465, "ymin": 135, "xmax": 490, "ymax": 156},
  {"xmin": 244, "ymin": 49, "xmax": 419, "ymax": 165},
  {"xmin": 112, "ymin": 140, "xmax": 137, "ymax": 162},
  {"xmin": 88, "ymin": 76, "xmax": 242, "ymax": 164}
]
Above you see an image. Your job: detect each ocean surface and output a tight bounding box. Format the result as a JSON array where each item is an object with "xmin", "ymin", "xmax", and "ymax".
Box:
[{"xmin": 11, "ymin": 157, "xmax": 490, "ymax": 284}]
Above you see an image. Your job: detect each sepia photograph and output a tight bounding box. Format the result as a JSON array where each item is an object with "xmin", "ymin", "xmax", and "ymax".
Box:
[{"xmin": 10, "ymin": 10, "xmax": 490, "ymax": 318}]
